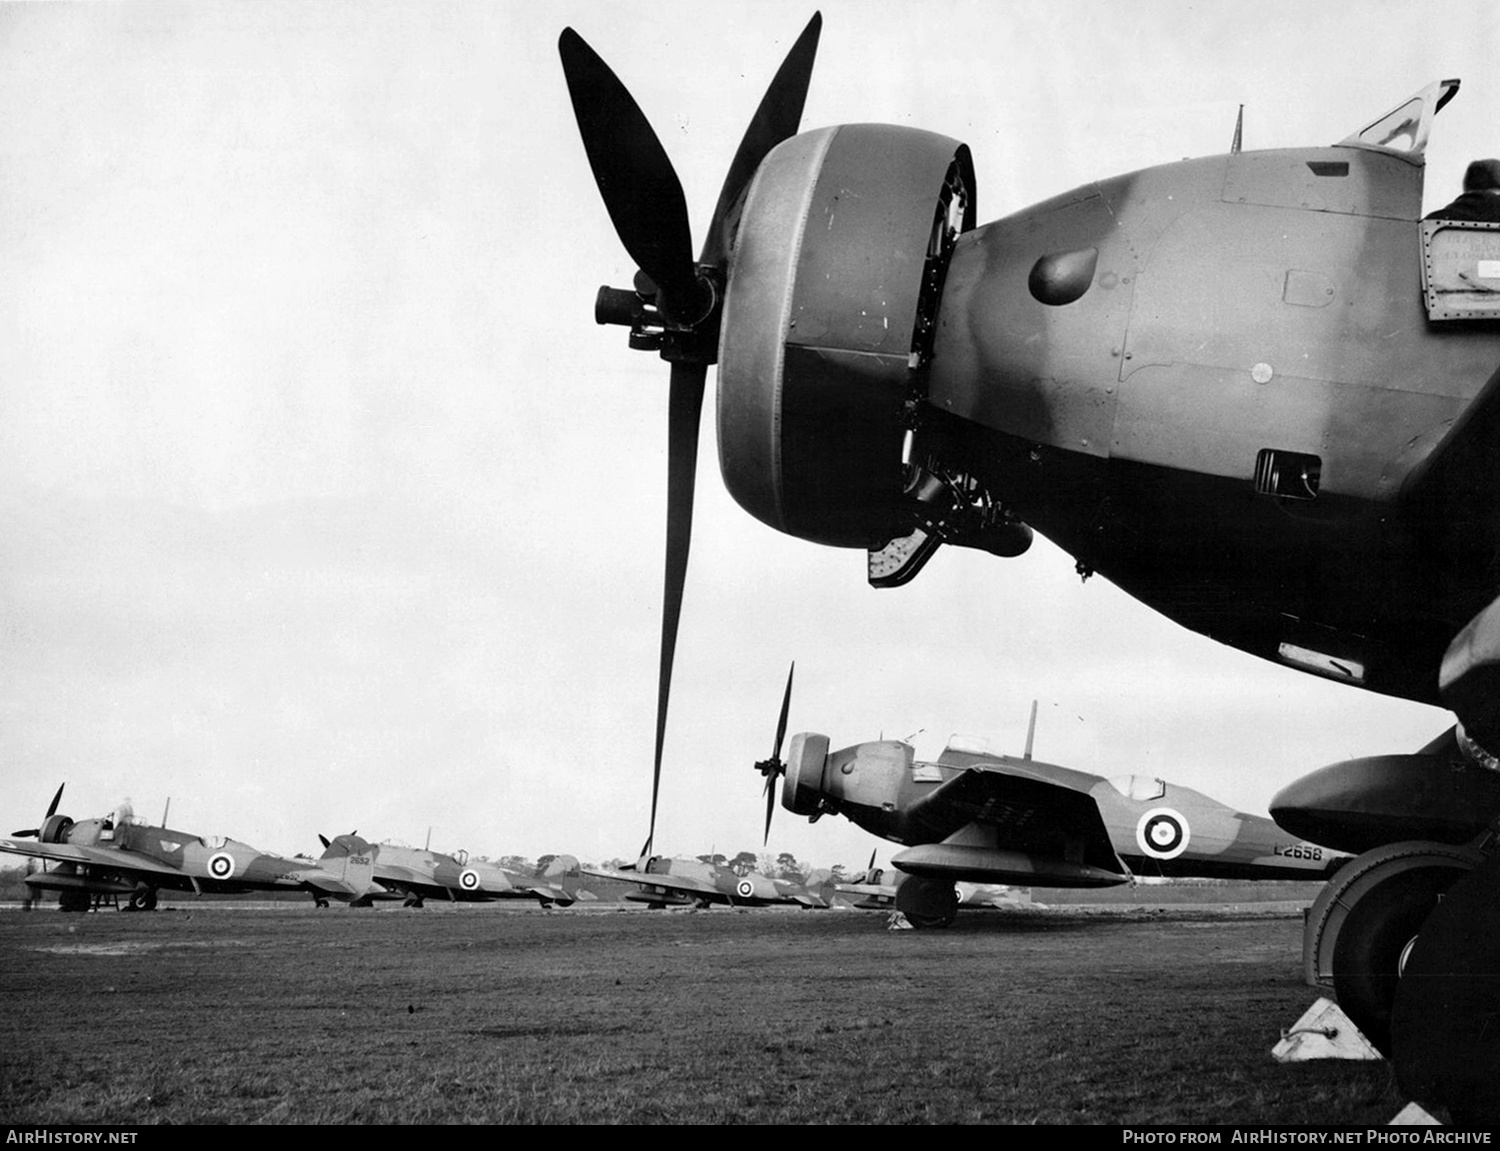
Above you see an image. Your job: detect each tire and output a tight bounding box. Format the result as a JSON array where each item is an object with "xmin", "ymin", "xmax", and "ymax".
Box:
[
  {"xmin": 1331, "ymin": 863, "xmax": 1469, "ymax": 1055},
  {"xmin": 1391, "ymin": 850, "xmax": 1500, "ymax": 1123},
  {"xmin": 895, "ymin": 876, "xmax": 959, "ymax": 929}
]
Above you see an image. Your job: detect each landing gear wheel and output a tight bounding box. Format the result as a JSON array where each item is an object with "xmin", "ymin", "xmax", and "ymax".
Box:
[
  {"xmin": 403, "ymin": 896, "xmax": 425, "ymax": 909},
  {"xmin": 1391, "ymin": 850, "xmax": 1500, "ymax": 1124},
  {"xmin": 314, "ymin": 897, "xmax": 330, "ymax": 909},
  {"xmin": 895, "ymin": 876, "xmax": 959, "ymax": 929},
  {"xmin": 1331, "ymin": 862, "xmax": 1470, "ymax": 1055},
  {"xmin": 58, "ymin": 889, "xmax": 91, "ymax": 913},
  {"xmin": 128, "ymin": 885, "xmax": 158, "ymax": 912}
]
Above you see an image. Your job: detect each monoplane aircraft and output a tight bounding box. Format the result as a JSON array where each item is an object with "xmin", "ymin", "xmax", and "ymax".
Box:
[
  {"xmin": 2, "ymin": 786, "xmax": 385, "ymax": 910},
  {"xmin": 561, "ymin": 12, "xmax": 1500, "ymax": 1118},
  {"xmin": 584, "ymin": 854, "xmax": 827, "ymax": 910},
  {"xmin": 317, "ymin": 833, "xmax": 588, "ymax": 908},
  {"xmin": 753, "ymin": 683, "xmax": 1347, "ymax": 927}
]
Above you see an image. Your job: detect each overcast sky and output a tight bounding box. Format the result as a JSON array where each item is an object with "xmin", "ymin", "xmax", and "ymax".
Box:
[{"xmin": 2, "ymin": 0, "xmax": 1495, "ymax": 870}]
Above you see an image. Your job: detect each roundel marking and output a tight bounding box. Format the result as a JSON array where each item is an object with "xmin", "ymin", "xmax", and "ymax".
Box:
[
  {"xmin": 735, "ymin": 878, "xmax": 755, "ymax": 899},
  {"xmin": 460, "ymin": 869, "xmax": 480, "ymax": 891},
  {"xmin": 208, "ymin": 852, "xmax": 236, "ymax": 880},
  {"xmin": 1136, "ymin": 808, "xmax": 1190, "ymax": 860}
]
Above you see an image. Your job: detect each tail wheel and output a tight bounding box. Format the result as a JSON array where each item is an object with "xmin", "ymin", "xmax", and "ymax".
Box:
[{"xmin": 1332, "ymin": 862, "xmax": 1471, "ymax": 1055}]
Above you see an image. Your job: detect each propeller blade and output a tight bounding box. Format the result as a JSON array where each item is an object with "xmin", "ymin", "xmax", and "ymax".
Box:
[
  {"xmin": 318, "ymin": 834, "xmax": 330, "ymax": 849},
  {"xmin": 558, "ymin": 28, "xmax": 700, "ymax": 313},
  {"xmin": 646, "ymin": 361, "xmax": 708, "ymax": 857},
  {"xmin": 760, "ymin": 662, "xmax": 797, "ymax": 845},
  {"xmin": 763, "ymin": 773, "xmax": 777, "ymax": 845},
  {"xmin": 13, "ymin": 783, "xmax": 65, "ymax": 838},
  {"xmin": 700, "ymin": 13, "xmax": 822, "ymax": 268},
  {"xmin": 772, "ymin": 662, "xmax": 795, "ymax": 760}
]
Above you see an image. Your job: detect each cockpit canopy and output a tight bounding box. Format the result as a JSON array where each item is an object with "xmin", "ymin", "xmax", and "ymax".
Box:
[{"xmin": 1107, "ymin": 774, "xmax": 1167, "ymax": 803}]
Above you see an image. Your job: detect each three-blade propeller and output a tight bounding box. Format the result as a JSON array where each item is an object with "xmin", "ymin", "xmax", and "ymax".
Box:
[
  {"xmin": 755, "ymin": 662, "xmax": 796, "ymax": 843},
  {"xmin": 12, "ymin": 782, "xmax": 65, "ymax": 839},
  {"xmin": 558, "ymin": 15, "xmax": 822, "ymax": 857}
]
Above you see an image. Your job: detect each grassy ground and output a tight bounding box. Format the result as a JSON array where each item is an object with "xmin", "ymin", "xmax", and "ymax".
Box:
[{"xmin": 0, "ymin": 902, "xmax": 1404, "ymax": 1125}]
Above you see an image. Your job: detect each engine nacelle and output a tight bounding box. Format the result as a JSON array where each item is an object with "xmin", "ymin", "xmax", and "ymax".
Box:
[
  {"xmin": 782, "ymin": 732, "xmax": 830, "ymax": 816},
  {"xmin": 39, "ymin": 813, "xmax": 74, "ymax": 844},
  {"xmin": 718, "ymin": 124, "xmax": 975, "ymax": 548},
  {"xmin": 1270, "ymin": 726, "xmax": 1500, "ymax": 853}
]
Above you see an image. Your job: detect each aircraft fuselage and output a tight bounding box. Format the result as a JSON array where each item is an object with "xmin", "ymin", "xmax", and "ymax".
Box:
[{"xmin": 924, "ymin": 146, "xmax": 1500, "ymax": 704}]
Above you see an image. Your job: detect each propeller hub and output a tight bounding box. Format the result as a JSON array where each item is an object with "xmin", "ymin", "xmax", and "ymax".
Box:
[
  {"xmin": 594, "ymin": 273, "xmax": 720, "ymax": 362},
  {"xmin": 754, "ymin": 755, "xmax": 785, "ymax": 781}
]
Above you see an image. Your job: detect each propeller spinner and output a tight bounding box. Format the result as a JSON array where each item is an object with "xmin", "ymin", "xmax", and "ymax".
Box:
[
  {"xmin": 755, "ymin": 662, "xmax": 796, "ymax": 843},
  {"xmin": 558, "ymin": 15, "xmax": 822, "ymax": 856}
]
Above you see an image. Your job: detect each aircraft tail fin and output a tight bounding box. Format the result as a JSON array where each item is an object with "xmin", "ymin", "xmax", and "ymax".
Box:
[
  {"xmin": 318, "ymin": 832, "xmax": 373, "ymax": 862},
  {"xmin": 317, "ymin": 838, "xmax": 377, "ymax": 895},
  {"xmin": 340, "ymin": 851, "xmax": 376, "ymax": 894},
  {"xmin": 542, "ymin": 853, "xmax": 581, "ymax": 879}
]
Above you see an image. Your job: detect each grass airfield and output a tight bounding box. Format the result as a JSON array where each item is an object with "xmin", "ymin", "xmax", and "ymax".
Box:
[{"xmin": 0, "ymin": 892, "xmax": 1405, "ymax": 1125}]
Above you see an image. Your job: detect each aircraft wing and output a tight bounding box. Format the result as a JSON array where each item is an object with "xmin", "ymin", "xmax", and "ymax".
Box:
[
  {"xmin": 900, "ymin": 765, "xmax": 1126, "ymax": 879},
  {"xmin": 833, "ymin": 881, "xmax": 898, "ymax": 910},
  {"xmin": 366, "ymin": 866, "xmax": 453, "ymax": 901},
  {"xmin": 285, "ymin": 864, "xmax": 399, "ymax": 902},
  {"xmin": 518, "ymin": 882, "xmax": 584, "ymax": 906},
  {"xmin": 775, "ymin": 885, "xmax": 828, "ymax": 908},
  {"xmin": 0, "ymin": 837, "xmax": 188, "ymax": 879},
  {"xmin": 785, "ymin": 894, "xmax": 826, "ymax": 908},
  {"xmin": 581, "ymin": 866, "xmax": 724, "ymax": 900}
]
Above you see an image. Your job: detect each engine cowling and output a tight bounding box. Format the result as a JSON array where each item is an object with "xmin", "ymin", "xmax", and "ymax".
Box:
[
  {"xmin": 782, "ymin": 732, "xmax": 830, "ymax": 816},
  {"xmin": 39, "ymin": 813, "xmax": 74, "ymax": 843},
  {"xmin": 717, "ymin": 124, "xmax": 975, "ymax": 548}
]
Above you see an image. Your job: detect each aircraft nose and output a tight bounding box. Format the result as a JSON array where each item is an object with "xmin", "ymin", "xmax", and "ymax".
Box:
[{"xmin": 926, "ymin": 192, "xmax": 1132, "ymax": 476}]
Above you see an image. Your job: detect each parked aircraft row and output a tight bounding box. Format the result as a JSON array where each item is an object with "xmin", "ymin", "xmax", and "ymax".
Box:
[
  {"xmin": 583, "ymin": 855, "xmax": 845, "ymax": 910},
  {"xmin": 0, "ymin": 788, "xmax": 587, "ymax": 912},
  {"xmin": 2, "ymin": 768, "xmax": 1336, "ymax": 924}
]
